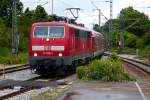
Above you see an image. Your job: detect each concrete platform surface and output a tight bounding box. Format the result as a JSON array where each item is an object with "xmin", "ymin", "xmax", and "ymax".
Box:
[
  {"xmin": 56, "ymin": 82, "xmax": 150, "ymax": 100},
  {"xmin": 57, "ymin": 88, "xmax": 150, "ymax": 100}
]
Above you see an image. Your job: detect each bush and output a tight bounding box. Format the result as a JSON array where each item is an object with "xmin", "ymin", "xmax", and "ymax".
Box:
[
  {"xmin": 108, "ymin": 52, "xmax": 120, "ymax": 61},
  {"xmin": 76, "ymin": 59, "xmax": 134, "ymax": 82},
  {"xmin": 76, "ymin": 66, "xmax": 88, "ymax": 80},
  {"xmin": 0, "ymin": 47, "xmax": 10, "ymax": 56}
]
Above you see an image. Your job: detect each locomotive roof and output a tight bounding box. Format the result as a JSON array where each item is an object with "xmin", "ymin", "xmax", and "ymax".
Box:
[{"xmin": 32, "ymin": 22, "xmax": 103, "ymax": 36}]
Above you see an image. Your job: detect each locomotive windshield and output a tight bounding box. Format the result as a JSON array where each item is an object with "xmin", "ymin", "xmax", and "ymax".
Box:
[
  {"xmin": 34, "ymin": 26, "xmax": 48, "ymax": 38},
  {"xmin": 34, "ymin": 26, "xmax": 64, "ymax": 38}
]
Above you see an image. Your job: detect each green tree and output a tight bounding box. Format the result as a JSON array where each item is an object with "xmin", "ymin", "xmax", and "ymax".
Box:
[
  {"xmin": 34, "ymin": 5, "xmax": 48, "ymax": 22},
  {"xmin": 119, "ymin": 6, "xmax": 150, "ymax": 37},
  {"xmin": 0, "ymin": 18, "xmax": 11, "ymax": 48},
  {"xmin": 124, "ymin": 31, "xmax": 137, "ymax": 48},
  {"xmin": 101, "ymin": 6, "xmax": 150, "ymax": 50},
  {"xmin": 0, "ymin": 0, "xmax": 23, "ymax": 26},
  {"xmin": 142, "ymin": 33, "xmax": 150, "ymax": 45},
  {"xmin": 136, "ymin": 38, "xmax": 144, "ymax": 49},
  {"xmin": 93, "ymin": 24, "xmax": 101, "ymax": 32}
]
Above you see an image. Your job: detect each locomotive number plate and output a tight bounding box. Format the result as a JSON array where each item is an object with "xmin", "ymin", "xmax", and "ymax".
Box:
[{"xmin": 44, "ymin": 46, "xmax": 51, "ymax": 50}]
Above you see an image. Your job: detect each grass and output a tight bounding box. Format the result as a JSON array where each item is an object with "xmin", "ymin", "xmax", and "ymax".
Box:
[
  {"xmin": 0, "ymin": 52, "xmax": 28, "ymax": 64},
  {"xmin": 76, "ymin": 54, "xmax": 134, "ymax": 82},
  {"xmin": 134, "ymin": 55, "xmax": 150, "ymax": 61},
  {"xmin": 0, "ymin": 47, "xmax": 28, "ymax": 64},
  {"xmin": 31, "ymin": 88, "xmax": 68, "ymax": 100}
]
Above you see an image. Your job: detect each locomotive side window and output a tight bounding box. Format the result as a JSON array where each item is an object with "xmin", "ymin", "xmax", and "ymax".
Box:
[
  {"xmin": 82, "ymin": 31, "xmax": 87, "ymax": 39},
  {"xmin": 75, "ymin": 29, "xmax": 79, "ymax": 38},
  {"xmin": 79, "ymin": 30, "xmax": 87, "ymax": 39},
  {"xmin": 34, "ymin": 26, "xmax": 48, "ymax": 38},
  {"xmin": 87, "ymin": 32, "xmax": 91, "ymax": 38},
  {"xmin": 49, "ymin": 26, "xmax": 64, "ymax": 38}
]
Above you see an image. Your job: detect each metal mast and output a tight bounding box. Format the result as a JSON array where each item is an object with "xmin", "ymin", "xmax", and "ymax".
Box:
[
  {"xmin": 98, "ymin": 9, "xmax": 101, "ymax": 27},
  {"xmin": 109, "ymin": 0, "xmax": 113, "ymax": 49},
  {"xmin": 52, "ymin": 0, "xmax": 53, "ymax": 15},
  {"xmin": 91, "ymin": 1, "xmax": 101, "ymax": 27},
  {"xmin": 109, "ymin": 0, "xmax": 113, "ymax": 32},
  {"xmin": 12, "ymin": 0, "xmax": 19, "ymax": 56}
]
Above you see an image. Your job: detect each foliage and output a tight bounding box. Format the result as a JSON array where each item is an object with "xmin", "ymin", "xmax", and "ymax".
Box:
[
  {"xmin": 111, "ymin": 30, "xmax": 120, "ymax": 47},
  {"xmin": 119, "ymin": 6, "xmax": 150, "ymax": 37},
  {"xmin": 101, "ymin": 6, "xmax": 150, "ymax": 51},
  {"xmin": 0, "ymin": 47, "xmax": 10, "ymax": 57},
  {"xmin": 0, "ymin": 0, "xmax": 23, "ymax": 26},
  {"xmin": 108, "ymin": 52, "xmax": 120, "ymax": 61},
  {"xmin": 0, "ymin": 18, "xmax": 11, "ymax": 48},
  {"xmin": 124, "ymin": 31, "xmax": 137, "ymax": 48},
  {"xmin": 142, "ymin": 32, "xmax": 150, "ymax": 45},
  {"xmin": 123, "ymin": 47, "xmax": 136, "ymax": 54},
  {"xmin": 76, "ymin": 66, "xmax": 88, "ymax": 80},
  {"xmin": 136, "ymin": 38, "xmax": 144, "ymax": 49},
  {"xmin": 76, "ymin": 59, "xmax": 134, "ymax": 82},
  {"xmin": 93, "ymin": 24, "xmax": 101, "ymax": 32},
  {"xmin": 34, "ymin": 5, "xmax": 48, "ymax": 22},
  {"xmin": 141, "ymin": 45, "xmax": 150, "ymax": 56},
  {"xmin": 0, "ymin": 52, "xmax": 28, "ymax": 64}
]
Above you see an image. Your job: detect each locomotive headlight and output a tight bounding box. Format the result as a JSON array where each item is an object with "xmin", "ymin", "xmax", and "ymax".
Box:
[
  {"xmin": 46, "ymin": 38, "xmax": 49, "ymax": 41},
  {"xmin": 58, "ymin": 53, "xmax": 62, "ymax": 57},
  {"xmin": 34, "ymin": 53, "xmax": 37, "ymax": 56}
]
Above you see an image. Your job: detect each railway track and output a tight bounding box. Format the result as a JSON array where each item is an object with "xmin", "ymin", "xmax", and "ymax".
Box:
[
  {"xmin": 121, "ymin": 57, "xmax": 150, "ymax": 75},
  {"xmin": 104, "ymin": 52, "xmax": 150, "ymax": 75},
  {"xmin": 0, "ymin": 86, "xmax": 38, "ymax": 100},
  {"xmin": 0, "ymin": 64, "xmax": 29, "ymax": 75},
  {"xmin": 0, "ymin": 73, "xmax": 44, "ymax": 99},
  {"xmin": 0, "ymin": 72, "xmax": 75, "ymax": 99}
]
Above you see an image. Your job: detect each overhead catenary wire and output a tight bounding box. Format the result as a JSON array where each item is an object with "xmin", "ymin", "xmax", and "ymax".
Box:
[{"xmin": 59, "ymin": 0, "xmax": 75, "ymax": 8}]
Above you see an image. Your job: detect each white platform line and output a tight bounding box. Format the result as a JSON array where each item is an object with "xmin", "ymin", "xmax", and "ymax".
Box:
[{"xmin": 135, "ymin": 82, "xmax": 147, "ymax": 100}]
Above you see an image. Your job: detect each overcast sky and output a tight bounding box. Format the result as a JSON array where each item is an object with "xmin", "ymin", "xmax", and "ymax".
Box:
[{"xmin": 21, "ymin": 0, "xmax": 150, "ymax": 29}]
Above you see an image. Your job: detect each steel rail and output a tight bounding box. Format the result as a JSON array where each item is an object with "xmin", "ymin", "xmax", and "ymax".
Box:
[
  {"xmin": 0, "ymin": 64, "xmax": 29, "ymax": 75},
  {"xmin": 121, "ymin": 58, "xmax": 150, "ymax": 75},
  {"xmin": 0, "ymin": 86, "xmax": 39, "ymax": 100}
]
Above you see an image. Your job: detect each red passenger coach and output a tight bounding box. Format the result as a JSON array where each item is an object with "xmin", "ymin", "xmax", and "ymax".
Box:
[{"xmin": 29, "ymin": 22, "xmax": 104, "ymax": 75}]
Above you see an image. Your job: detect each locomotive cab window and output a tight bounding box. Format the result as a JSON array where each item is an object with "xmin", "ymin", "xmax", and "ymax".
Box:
[
  {"xmin": 34, "ymin": 26, "xmax": 64, "ymax": 38},
  {"xmin": 34, "ymin": 26, "xmax": 48, "ymax": 38},
  {"xmin": 49, "ymin": 26, "xmax": 64, "ymax": 38}
]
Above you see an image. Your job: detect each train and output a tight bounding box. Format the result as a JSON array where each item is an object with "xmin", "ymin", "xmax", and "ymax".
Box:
[{"xmin": 29, "ymin": 22, "xmax": 105, "ymax": 75}]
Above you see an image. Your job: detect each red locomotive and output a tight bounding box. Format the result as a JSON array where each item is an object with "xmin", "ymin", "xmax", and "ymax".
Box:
[{"xmin": 29, "ymin": 22, "xmax": 104, "ymax": 75}]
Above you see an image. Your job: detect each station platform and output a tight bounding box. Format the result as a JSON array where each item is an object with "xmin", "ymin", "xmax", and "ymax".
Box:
[{"xmin": 56, "ymin": 81, "xmax": 150, "ymax": 100}]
